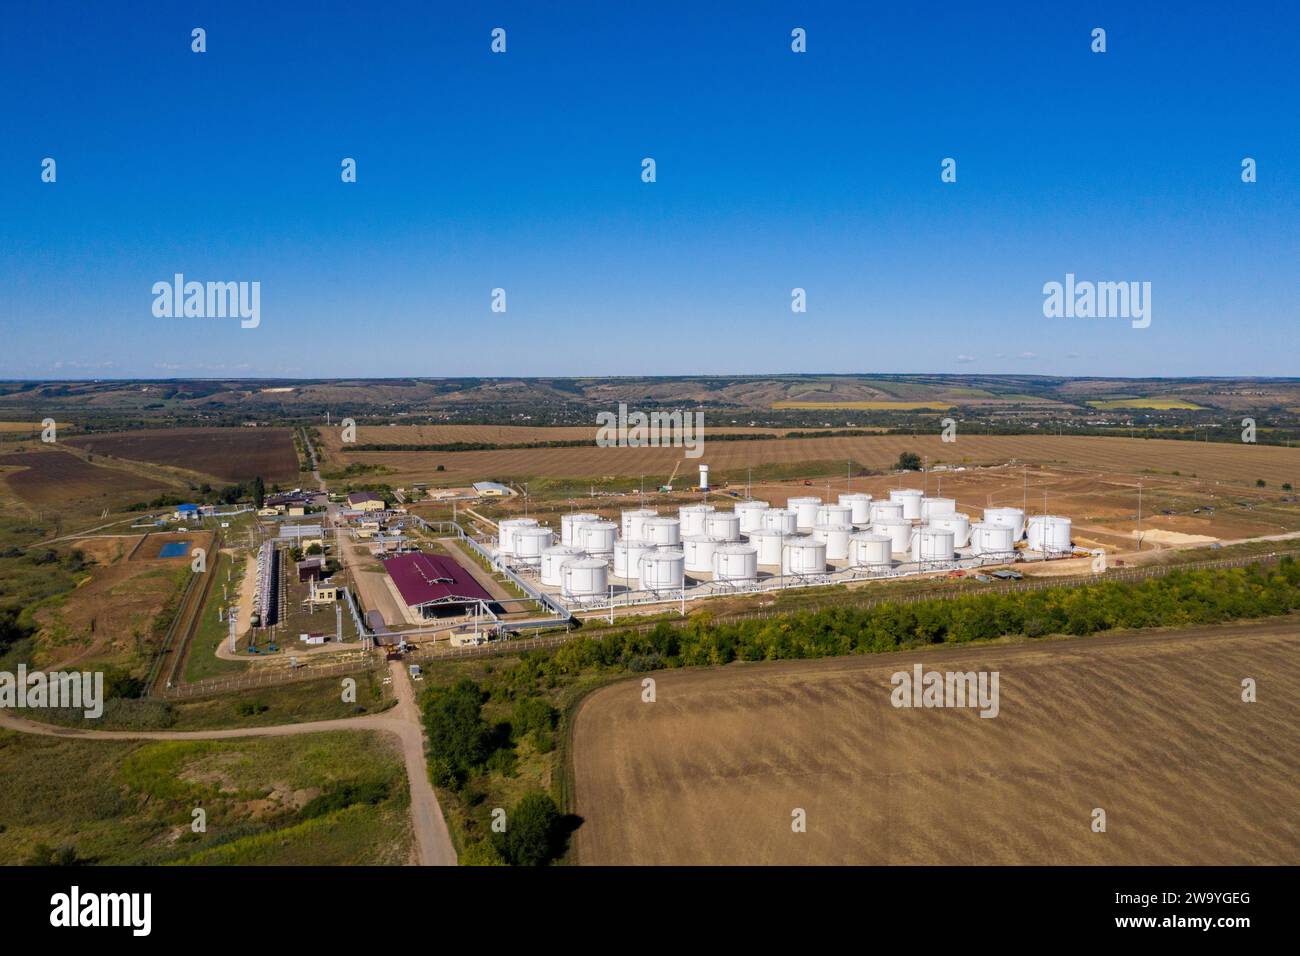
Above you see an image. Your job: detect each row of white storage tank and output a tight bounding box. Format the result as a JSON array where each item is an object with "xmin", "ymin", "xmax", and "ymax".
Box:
[{"xmin": 525, "ymin": 498, "xmax": 1068, "ymax": 599}]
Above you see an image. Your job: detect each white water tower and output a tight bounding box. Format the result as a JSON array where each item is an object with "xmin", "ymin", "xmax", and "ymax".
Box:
[{"xmin": 699, "ymin": 464, "xmax": 709, "ymax": 491}]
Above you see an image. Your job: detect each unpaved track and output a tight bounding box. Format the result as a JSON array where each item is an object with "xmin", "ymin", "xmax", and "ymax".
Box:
[
  {"xmin": 573, "ymin": 618, "xmax": 1300, "ymax": 865},
  {"xmin": 0, "ymin": 660, "xmax": 456, "ymax": 866}
]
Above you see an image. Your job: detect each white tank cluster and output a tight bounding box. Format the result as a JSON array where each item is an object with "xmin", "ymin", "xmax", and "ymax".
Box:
[
  {"xmin": 746, "ymin": 529, "xmax": 787, "ymax": 566},
  {"xmin": 513, "ymin": 526, "xmax": 554, "ymax": 566},
  {"xmin": 850, "ymin": 532, "xmax": 893, "ymax": 568},
  {"xmin": 498, "ymin": 517, "xmax": 538, "ymax": 556},
  {"xmin": 970, "ymin": 522, "xmax": 1016, "ymax": 557},
  {"xmin": 787, "ymin": 496, "xmax": 822, "ymax": 531},
  {"xmin": 929, "ymin": 512, "xmax": 971, "ymax": 548},
  {"xmin": 761, "ymin": 508, "xmax": 798, "ymax": 534},
  {"xmin": 872, "ymin": 516, "xmax": 914, "ymax": 554},
  {"xmin": 683, "ymin": 534, "xmax": 723, "ymax": 573},
  {"xmin": 497, "ymin": 472, "xmax": 1079, "ymax": 608},
  {"xmin": 1027, "ymin": 515, "xmax": 1073, "ymax": 553},
  {"xmin": 614, "ymin": 539, "xmax": 657, "ymax": 579},
  {"xmin": 678, "ymin": 504, "xmax": 716, "ymax": 536},
  {"xmin": 920, "ymin": 497, "xmax": 956, "ymax": 521},
  {"xmin": 576, "ymin": 520, "xmax": 618, "ymax": 557},
  {"xmin": 541, "ymin": 545, "xmax": 585, "ymax": 586},
  {"xmin": 561, "ymin": 512, "xmax": 600, "ymax": 547},
  {"xmin": 733, "ymin": 500, "xmax": 770, "ymax": 533},
  {"xmin": 712, "ymin": 543, "xmax": 759, "ymax": 584},
  {"xmin": 812, "ymin": 522, "xmax": 853, "ymax": 560},
  {"xmin": 983, "ymin": 507, "xmax": 1026, "ymax": 540},
  {"xmin": 838, "ymin": 493, "xmax": 873, "ymax": 525},
  {"xmin": 912, "ymin": 526, "xmax": 956, "ymax": 563},
  {"xmin": 782, "ymin": 537, "xmax": 827, "ymax": 576},
  {"xmin": 889, "ymin": 488, "xmax": 924, "ymax": 520},
  {"xmin": 620, "ymin": 508, "xmax": 657, "ymax": 541},
  {"xmin": 639, "ymin": 549, "xmax": 685, "ymax": 592},
  {"xmin": 705, "ymin": 511, "xmax": 741, "ymax": 542},
  {"xmin": 640, "ymin": 516, "xmax": 682, "ymax": 546},
  {"xmin": 561, "ymin": 557, "xmax": 608, "ymax": 600}
]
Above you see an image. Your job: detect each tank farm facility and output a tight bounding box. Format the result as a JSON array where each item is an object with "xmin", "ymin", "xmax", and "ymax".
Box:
[{"xmin": 489, "ymin": 464, "xmax": 1086, "ymax": 613}]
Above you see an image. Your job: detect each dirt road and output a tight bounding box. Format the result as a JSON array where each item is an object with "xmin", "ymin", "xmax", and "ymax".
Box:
[{"xmin": 0, "ymin": 658, "xmax": 457, "ymax": 868}]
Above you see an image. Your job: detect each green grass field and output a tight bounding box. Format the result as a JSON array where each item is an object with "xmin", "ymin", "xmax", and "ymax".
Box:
[
  {"xmin": 0, "ymin": 729, "xmax": 409, "ymax": 865},
  {"xmin": 35, "ymin": 668, "xmax": 393, "ymax": 732},
  {"xmin": 1087, "ymin": 398, "xmax": 1205, "ymax": 410},
  {"xmin": 772, "ymin": 400, "xmax": 954, "ymax": 410}
]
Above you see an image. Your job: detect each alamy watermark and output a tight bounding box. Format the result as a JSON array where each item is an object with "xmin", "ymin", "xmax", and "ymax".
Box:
[
  {"xmin": 890, "ymin": 664, "xmax": 999, "ymax": 718},
  {"xmin": 152, "ymin": 274, "xmax": 260, "ymax": 328},
  {"xmin": 0, "ymin": 665, "xmax": 104, "ymax": 719},
  {"xmin": 596, "ymin": 403, "xmax": 704, "ymax": 458},
  {"xmin": 1042, "ymin": 273, "xmax": 1150, "ymax": 328}
]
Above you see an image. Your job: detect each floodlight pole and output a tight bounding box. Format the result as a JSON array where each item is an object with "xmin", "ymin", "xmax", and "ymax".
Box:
[{"xmin": 1137, "ymin": 479, "xmax": 1143, "ymax": 551}]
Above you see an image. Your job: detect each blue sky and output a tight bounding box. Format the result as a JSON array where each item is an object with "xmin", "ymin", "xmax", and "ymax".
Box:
[{"xmin": 2, "ymin": 1, "xmax": 1298, "ymax": 379}]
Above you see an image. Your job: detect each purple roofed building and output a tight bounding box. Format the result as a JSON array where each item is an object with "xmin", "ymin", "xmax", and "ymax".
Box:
[{"xmin": 382, "ymin": 552, "xmax": 493, "ymax": 618}]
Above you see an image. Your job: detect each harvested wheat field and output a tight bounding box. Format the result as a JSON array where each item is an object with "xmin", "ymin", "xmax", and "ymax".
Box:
[
  {"xmin": 0, "ymin": 448, "xmax": 170, "ymax": 507},
  {"xmin": 572, "ymin": 618, "xmax": 1300, "ymax": 865},
  {"xmin": 322, "ymin": 433, "xmax": 1300, "ymax": 491},
  {"xmin": 65, "ymin": 427, "xmax": 301, "ymax": 484}
]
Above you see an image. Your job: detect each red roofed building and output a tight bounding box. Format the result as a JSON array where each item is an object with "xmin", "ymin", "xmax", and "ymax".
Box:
[{"xmin": 382, "ymin": 552, "xmax": 493, "ymax": 618}]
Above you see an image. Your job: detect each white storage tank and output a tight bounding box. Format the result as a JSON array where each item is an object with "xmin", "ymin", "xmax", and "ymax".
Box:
[
  {"xmin": 712, "ymin": 543, "xmax": 759, "ymax": 584},
  {"xmin": 1027, "ymin": 515, "xmax": 1072, "ymax": 552},
  {"xmin": 705, "ymin": 511, "xmax": 741, "ymax": 542},
  {"xmin": 929, "ymin": 512, "xmax": 971, "ymax": 548},
  {"xmin": 683, "ymin": 535, "xmax": 723, "ymax": 573},
  {"xmin": 678, "ymin": 504, "xmax": 716, "ymax": 536},
  {"xmin": 872, "ymin": 517, "xmax": 914, "ymax": 554},
  {"xmin": 734, "ymin": 500, "xmax": 770, "ymax": 533},
  {"xmin": 816, "ymin": 503, "xmax": 853, "ymax": 528},
  {"xmin": 639, "ymin": 549, "xmax": 685, "ymax": 592},
  {"xmin": 849, "ymin": 532, "xmax": 893, "ymax": 568},
  {"xmin": 640, "ymin": 516, "xmax": 682, "ymax": 546},
  {"xmin": 869, "ymin": 500, "xmax": 905, "ymax": 523},
  {"xmin": 812, "ymin": 522, "xmax": 853, "ymax": 560},
  {"xmin": 983, "ymin": 507, "xmax": 1026, "ymax": 540},
  {"xmin": 838, "ymin": 493, "xmax": 874, "ymax": 525},
  {"xmin": 889, "ymin": 488, "xmax": 924, "ymax": 520},
  {"xmin": 746, "ymin": 529, "xmax": 787, "ymax": 566},
  {"xmin": 614, "ymin": 539, "xmax": 656, "ymax": 579},
  {"xmin": 540, "ymin": 545, "xmax": 585, "ymax": 587},
  {"xmin": 561, "ymin": 557, "xmax": 609, "ymax": 600},
  {"xmin": 498, "ymin": 518, "xmax": 538, "ymax": 556},
  {"xmin": 620, "ymin": 508, "xmax": 658, "ymax": 541},
  {"xmin": 782, "ymin": 537, "xmax": 827, "ymax": 576},
  {"xmin": 577, "ymin": 520, "xmax": 618, "ymax": 557},
  {"xmin": 513, "ymin": 527, "xmax": 554, "ymax": 566},
  {"xmin": 921, "ymin": 497, "xmax": 957, "ymax": 521},
  {"xmin": 787, "ymin": 496, "xmax": 822, "ymax": 531},
  {"xmin": 761, "ymin": 508, "xmax": 798, "ymax": 534},
  {"xmin": 971, "ymin": 522, "xmax": 1016, "ymax": 557},
  {"xmin": 912, "ymin": 526, "xmax": 956, "ymax": 562},
  {"xmin": 561, "ymin": 512, "xmax": 600, "ymax": 547}
]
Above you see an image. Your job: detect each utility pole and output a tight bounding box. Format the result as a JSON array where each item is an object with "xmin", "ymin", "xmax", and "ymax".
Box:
[{"xmin": 1136, "ymin": 479, "xmax": 1143, "ymax": 551}]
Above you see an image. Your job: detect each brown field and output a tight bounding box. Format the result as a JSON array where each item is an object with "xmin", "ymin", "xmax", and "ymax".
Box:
[
  {"xmin": 31, "ymin": 533, "xmax": 206, "ymax": 670},
  {"xmin": 572, "ymin": 618, "xmax": 1300, "ymax": 865},
  {"xmin": 65, "ymin": 428, "xmax": 300, "ymax": 484},
  {"xmin": 319, "ymin": 424, "xmax": 888, "ymax": 450},
  {"xmin": 318, "ymin": 433, "xmax": 1300, "ymax": 490},
  {"xmin": 0, "ymin": 448, "xmax": 170, "ymax": 507}
]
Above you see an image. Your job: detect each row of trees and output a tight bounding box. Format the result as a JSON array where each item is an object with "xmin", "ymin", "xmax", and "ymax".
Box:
[{"xmin": 488, "ymin": 559, "xmax": 1300, "ymax": 696}]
